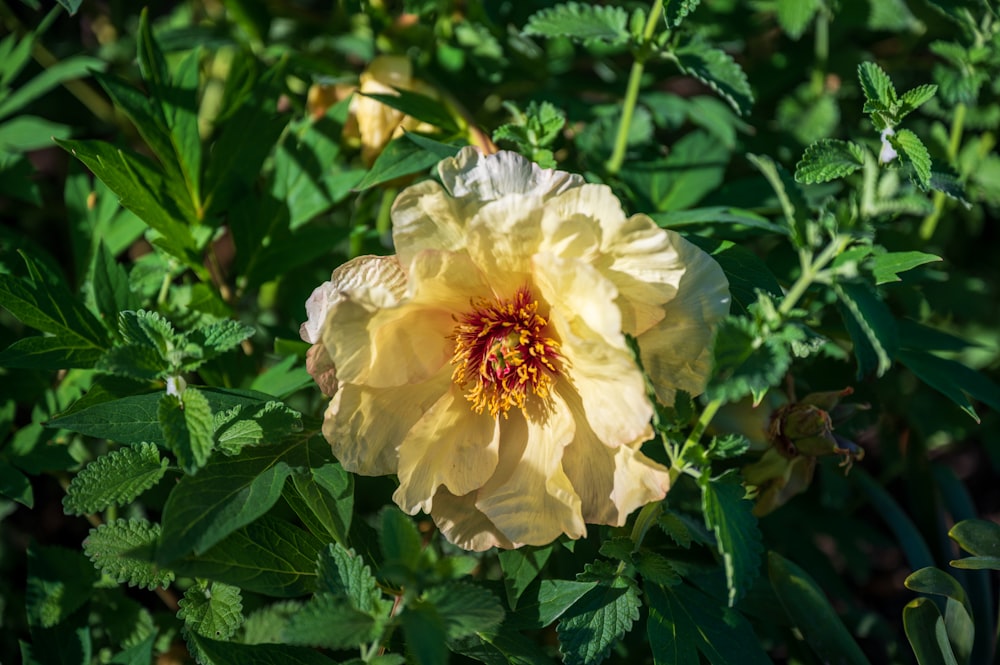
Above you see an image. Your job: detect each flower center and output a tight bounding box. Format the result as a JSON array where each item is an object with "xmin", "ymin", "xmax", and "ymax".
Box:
[{"xmin": 451, "ymin": 287, "xmax": 562, "ymax": 417}]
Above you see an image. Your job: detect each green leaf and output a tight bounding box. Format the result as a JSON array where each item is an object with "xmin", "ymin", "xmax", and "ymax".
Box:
[
  {"xmin": 361, "ymin": 87, "xmax": 460, "ymax": 134},
  {"xmin": 173, "ymin": 517, "xmax": 323, "ymax": 597},
  {"xmin": 512, "ymin": 579, "xmax": 597, "ymax": 630},
  {"xmin": 929, "ymin": 170, "xmax": 972, "ymax": 209},
  {"xmin": 834, "ymin": 282, "xmax": 898, "ymax": 379},
  {"xmin": 499, "ymin": 546, "xmax": 554, "ymax": 609},
  {"xmin": 0, "ymin": 115, "xmax": 69, "ymax": 152},
  {"xmin": 633, "ymin": 550, "xmax": 681, "ymax": 587},
  {"xmin": 707, "ymin": 433, "xmax": 751, "ymax": 460},
  {"xmin": 26, "ymin": 545, "xmax": 98, "ymax": 628},
  {"xmin": 651, "ymin": 206, "xmax": 787, "ymax": 236},
  {"xmin": 283, "ymin": 463, "xmax": 353, "ymax": 546},
  {"xmin": 701, "ymin": 470, "xmax": 762, "ymax": 606},
  {"xmin": 354, "ymin": 133, "xmax": 461, "ymax": 191},
  {"xmin": 897, "ymin": 349, "xmax": 1000, "ymax": 423},
  {"xmin": 402, "ymin": 601, "xmax": 449, "ymax": 665},
  {"xmin": 108, "ymin": 633, "xmax": 157, "ymax": 665},
  {"xmin": 705, "ymin": 317, "xmax": 791, "ymax": 403},
  {"xmin": 688, "ymin": 236, "xmax": 782, "ymax": 315},
  {"xmin": 664, "ymin": 0, "xmax": 701, "ymax": 27},
  {"xmin": 178, "ymin": 581, "xmax": 244, "ymax": 640},
  {"xmin": 768, "ymin": 552, "xmax": 872, "ymax": 665},
  {"xmin": 0, "ymin": 252, "xmax": 108, "ymax": 368},
  {"xmin": 949, "ymin": 519, "xmax": 1000, "ymax": 569},
  {"xmin": 618, "ymin": 130, "xmax": 729, "ymax": 211},
  {"xmin": 89, "ymin": 241, "xmax": 140, "ymax": 327},
  {"xmin": 47, "ymin": 387, "xmax": 273, "ymax": 445},
  {"xmin": 746, "ymin": 153, "xmax": 810, "ymax": 249},
  {"xmin": 871, "ymin": 251, "xmax": 941, "ymax": 285},
  {"xmin": 316, "ymin": 542, "xmax": 386, "ymax": 614},
  {"xmin": 282, "ymin": 595, "xmax": 378, "ymax": 649},
  {"xmin": 794, "ymin": 139, "xmax": 866, "ymax": 183},
  {"xmin": 0, "ymin": 460, "xmax": 34, "ymax": 507},
  {"xmin": 899, "ymin": 84, "xmax": 938, "ymax": 117},
  {"xmin": 675, "ymin": 40, "xmax": 754, "ymax": 116},
  {"xmin": 158, "ymin": 387, "xmax": 215, "ymax": 474},
  {"xmin": 380, "ymin": 506, "xmax": 424, "ymax": 565},
  {"xmin": 776, "ymin": 0, "xmax": 821, "ymax": 39},
  {"xmin": 905, "ymin": 568, "xmax": 974, "ymax": 664},
  {"xmin": 903, "ymin": 598, "xmax": 959, "ymax": 665},
  {"xmin": 425, "ymin": 582, "xmax": 505, "ymax": 640},
  {"xmin": 858, "ymin": 61, "xmax": 898, "ymax": 111},
  {"xmin": 557, "ymin": 568, "xmax": 641, "ymax": 665},
  {"xmin": 214, "ymin": 401, "xmax": 303, "ymax": 454},
  {"xmin": 157, "ymin": 437, "xmax": 306, "ymax": 563},
  {"xmin": 97, "ymin": 344, "xmax": 170, "ymax": 381},
  {"xmin": 894, "ymin": 129, "xmax": 932, "ymax": 189},
  {"xmin": 186, "ymin": 631, "xmax": 340, "ymax": 665},
  {"xmin": 0, "ymin": 54, "xmax": 104, "ymax": 120},
  {"xmin": 657, "ymin": 511, "xmax": 693, "ymax": 549},
  {"xmin": 63, "ymin": 442, "xmax": 169, "ymax": 515},
  {"xmin": 646, "ymin": 582, "xmax": 771, "ymax": 665},
  {"xmin": 84, "ymin": 518, "xmax": 175, "ymax": 590},
  {"xmin": 854, "ymin": 469, "xmax": 935, "ymax": 572},
  {"xmin": 523, "ymin": 2, "xmax": 630, "ymax": 43},
  {"xmin": 185, "ymin": 319, "xmax": 256, "ymax": 369}
]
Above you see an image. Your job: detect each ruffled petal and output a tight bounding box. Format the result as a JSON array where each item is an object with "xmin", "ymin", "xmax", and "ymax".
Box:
[
  {"xmin": 323, "ymin": 370, "xmax": 451, "ymax": 476},
  {"xmin": 439, "ymin": 147, "xmax": 584, "ymax": 203},
  {"xmin": 429, "ymin": 488, "xmax": 516, "ymax": 551},
  {"xmin": 391, "ymin": 180, "xmax": 471, "ymax": 268},
  {"xmin": 305, "ymin": 343, "xmax": 338, "ymax": 396},
  {"xmin": 475, "ymin": 393, "xmax": 585, "ymax": 545},
  {"xmin": 532, "ymin": 252, "xmax": 654, "ymax": 448},
  {"xmin": 637, "ymin": 236, "xmax": 730, "ymax": 404},
  {"xmin": 394, "ymin": 385, "xmax": 500, "ymax": 515},
  {"xmin": 464, "ymin": 194, "xmax": 546, "ymax": 283}
]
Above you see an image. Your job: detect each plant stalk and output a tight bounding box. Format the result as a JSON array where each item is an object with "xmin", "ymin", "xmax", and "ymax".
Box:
[{"xmin": 920, "ymin": 102, "xmax": 966, "ymax": 240}]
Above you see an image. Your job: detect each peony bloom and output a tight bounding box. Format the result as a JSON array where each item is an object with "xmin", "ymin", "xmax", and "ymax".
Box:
[{"xmin": 301, "ymin": 147, "xmax": 730, "ymax": 550}]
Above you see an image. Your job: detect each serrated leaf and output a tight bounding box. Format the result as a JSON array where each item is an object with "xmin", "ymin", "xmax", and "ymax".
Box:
[
  {"xmin": 26, "ymin": 545, "xmax": 99, "ymax": 628},
  {"xmin": 63, "ymin": 442, "xmax": 168, "ymax": 515},
  {"xmin": 282, "ymin": 595, "xmax": 378, "ymax": 649},
  {"xmin": 97, "ymin": 344, "xmax": 170, "ymax": 381},
  {"xmin": 899, "ymin": 84, "xmax": 938, "ymax": 116},
  {"xmin": 159, "ymin": 388, "xmax": 214, "ymax": 473},
  {"xmin": 185, "ymin": 319, "xmax": 255, "ymax": 370},
  {"xmin": 894, "ymin": 128, "xmax": 932, "ymax": 189},
  {"xmin": 701, "ymin": 470, "xmax": 762, "ymax": 606},
  {"xmin": 871, "ymin": 251, "xmax": 941, "ymax": 285},
  {"xmin": 633, "ymin": 550, "xmax": 680, "ymax": 587},
  {"xmin": 665, "ymin": 0, "xmax": 701, "ymax": 27},
  {"xmin": 598, "ymin": 537, "xmax": 634, "ymax": 562},
  {"xmin": 157, "ymin": 437, "xmax": 307, "ymax": 563},
  {"xmin": 403, "ymin": 601, "xmax": 449, "ymax": 665},
  {"xmin": 178, "ymin": 581, "xmax": 244, "ymax": 640},
  {"xmin": 929, "ymin": 170, "xmax": 972, "ymax": 208},
  {"xmin": 380, "ymin": 506, "xmax": 424, "ymax": 565},
  {"xmin": 776, "ymin": 0, "xmax": 821, "ymax": 39},
  {"xmin": 707, "ymin": 433, "xmax": 752, "ymax": 460},
  {"xmin": 317, "ymin": 543, "xmax": 386, "ymax": 614},
  {"xmin": 90, "ymin": 241, "xmax": 140, "ymax": 327},
  {"xmin": 858, "ymin": 61, "xmax": 897, "ymax": 111},
  {"xmin": 84, "ymin": 518, "xmax": 175, "ymax": 590},
  {"xmin": 186, "ymin": 631, "xmax": 340, "ymax": 665},
  {"xmin": 214, "ymin": 401, "xmax": 303, "ymax": 454},
  {"xmin": 498, "ymin": 545, "xmax": 554, "ymax": 610},
  {"xmin": 646, "ymin": 582, "xmax": 771, "ymax": 665},
  {"xmin": 424, "ymin": 582, "xmax": 505, "ymax": 640},
  {"xmin": 835, "ymin": 282, "xmax": 897, "ymax": 379},
  {"xmin": 173, "ymin": 517, "xmax": 323, "ymax": 597},
  {"xmin": 705, "ymin": 317, "xmax": 791, "ymax": 404},
  {"xmin": 657, "ymin": 511, "xmax": 693, "ymax": 549},
  {"xmin": 769, "ymin": 552, "xmax": 872, "ymax": 665},
  {"xmin": 675, "ymin": 41, "xmax": 754, "ymax": 116},
  {"xmin": 523, "ymin": 2, "xmax": 629, "ymax": 43},
  {"xmin": 513, "ymin": 579, "xmax": 597, "ymax": 630},
  {"xmin": 795, "ymin": 139, "xmax": 866, "ymax": 183},
  {"xmin": 557, "ymin": 573, "xmax": 641, "ymax": 665}
]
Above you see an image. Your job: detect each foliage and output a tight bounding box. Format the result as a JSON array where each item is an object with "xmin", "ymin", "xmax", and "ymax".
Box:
[{"xmin": 1, "ymin": 1, "xmax": 999, "ymax": 665}]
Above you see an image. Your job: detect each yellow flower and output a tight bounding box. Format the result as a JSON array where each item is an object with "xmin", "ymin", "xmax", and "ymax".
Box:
[{"xmin": 302, "ymin": 147, "xmax": 730, "ymax": 550}]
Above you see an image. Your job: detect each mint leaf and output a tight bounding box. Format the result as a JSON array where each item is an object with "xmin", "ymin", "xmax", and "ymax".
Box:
[
  {"xmin": 97, "ymin": 344, "xmax": 170, "ymax": 381},
  {"xmin": 899, "ymin": 84, "xmax": 938, "ymax": 117},
  {"xmin": 893, "ymin": 129, "xmax": 932, "ymax": 190},
  {"xmin": 701, "ymin": 470, "xmax": 763, "ymax": 606},
  {"xmin": 283, "ymin": 463, "xmax": 353, "ymax": 547},
  {"xmin": 63, "ymin": 442, "xmax": 168, "ymax": 515},
  {"xmin": 665, "ymin": 0, "xmax": 702, "ymax": 28},
  {"xmin": 523, "ymin": 2, "xmax": 630, "ymax": 44},
  {"xmin": 178, "ymin": 581, "xmax": 244, "ymax": 640},
  {"xmin": 158, "ymin": 387, "xmax": 214, "ymax": 474},
  {"xmin": 316, "ymin": 543, "xmax": 386, "ymax": 614},
  {"xmin": 498, "ymin": 546, "xmax": 554, "ymax": 609},
  {"xmin": 776, "ymin": 0, "xmax": 821, "ymax": 39},
  {"xmin": 90, "ymin": 241, "xmax": 140, "ymax": 327},
  {"xmin": 514, "ymin": 579, "xmax": 597, "ymax": 630},
  {"xmin": 84, "ymin": 518, "xmax": 175, "ymax": 590},
  {"xmin": 185, "ymin": 319, "xmax": 255, "ymax": 370},
  {"xmin": 871, "ymin": 251, "xmax": 941, "ymax": 285},
  {"xmin": 424, "ymin": 582, "xmax": 505, "ymax": 640},
  {"xmin": 705, "ymin": 317, "xmax": 791, "ymax": 404},
  {"xmin": 858, "ymin": 61, "xmax": 898, "ymax": 112},
  {"xmin": 26, "ymin": 545, "xmax": 98, "ymax": 628},
  {"xmin": 282, "ymin": 595, "xmax": 378, "ymax": 649},
  {"xmin": 557, "ymin": 568, "xmax": 641, "ymax": 665},
  {"xmin": 794, "ymin": 139, "xmax": 866, "ymax": 183},
  {"xmin": 186, "ymin": 632, "xmax": 340, "ymax": 665},
  {"xmin": 675, "ymin": 41, "xmax": 754, "ymax": 117}
]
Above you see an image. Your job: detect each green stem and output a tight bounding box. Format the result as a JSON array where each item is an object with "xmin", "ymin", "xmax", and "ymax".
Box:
[
  {"xmin": 629, "ymin": 500, "xmax": 663, "ymax": 553},
  {"xmin": 375, "ymin": 187, "xmax": 396, "ymax": 238},
  {"xmin": 778, "ymin": 234, "xmax": 849, "ymax": 316},
  {"xmin": 605, "ymin": 0, "xmax": 664, "ymax": 175},
  {"xmin": 810, "ymin": 6, "xmax": 830, "ymax": 96},
  {"xmin": 919, "ymin": 102, "xmax": 966, "ymax": 240}
]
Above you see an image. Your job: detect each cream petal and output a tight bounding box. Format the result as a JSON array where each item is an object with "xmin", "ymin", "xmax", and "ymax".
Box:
[
  {"xmin": 559, "ymin": 385, "xmax": 669, "ymax": 525},
  {"xmin": 323, "ymin": 370, "xmax": 451, "ymax": 476},
  {"xmin": 394, "ymin": 386, "xmax": 499, "ymax": 515},
  {"xmin": 429, "ymin": 488, "xmax": 517, "ymax": 551},
  {"xmin": 475, "ymin": 393, "xmax": 586, "ymax": 546},
  {"xmin": 406, "ymin": 249, "xmax": 492, "ymax": 311},
  {"xmin": 439, "ymin": 147, "xmax": 584, "ymax": 203},
  {"xmin": 299, "ymin": 255, "xmax": 406, "ymax": 344},
  {"xmin": 637, "ymin": 237, "xmax": 730, "ymax": 404},
  {"xmin": 464, "ymin": 195, "xmax": 546, "ymax": 282},
  {"xmin": 532, "ymin": 253, "xmax": 654, "ymax": 447},
  {"xmin": 391, "ymin": 180, "xmax": 471, "ymax": 267}
]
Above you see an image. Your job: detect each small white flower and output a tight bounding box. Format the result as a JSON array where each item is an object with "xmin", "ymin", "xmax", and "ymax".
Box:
[
  {"xmin": 879, "ymin": 127, "xmax": 898, "ymax": 164},
  {"xmin": 165, "ymin": 375, "xmax": 187, "ymax": 398}
]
